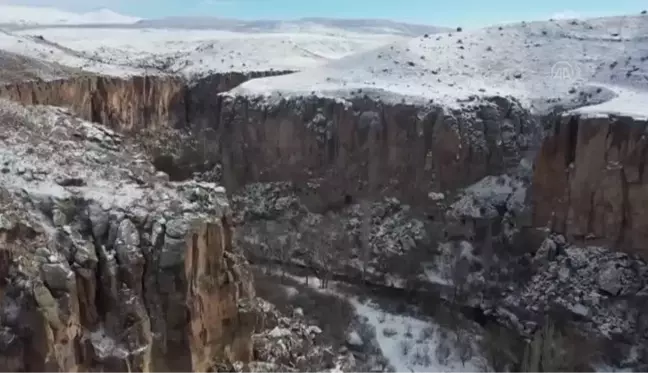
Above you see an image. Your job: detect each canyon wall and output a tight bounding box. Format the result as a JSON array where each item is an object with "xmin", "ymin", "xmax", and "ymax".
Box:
[
  {"xmin": 3, "ymin": 72, "xmax": 648, "ymax": 368},
  {"xmin": 216, "ymin": 96, "xmax": 537, "ymax": 208},
  {"xmin": 0, "ymin": 75, "xmax": 537, "ymax": 207},
  {"xmin": 532, "ymin": 114, "xmax": 648, "ymax": 257}
]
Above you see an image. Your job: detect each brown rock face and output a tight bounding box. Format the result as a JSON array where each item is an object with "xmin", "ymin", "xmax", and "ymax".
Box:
[
  {"xmin": 185, "ymin": 221, "xmax": 256, "ymax": 372},
  {"xmin": 0, "ymin": 71, "xmax": 294, "ymax": 182},
  {"xmin": 0, "ymin": 75, "xmax": 186, "ymax": 132},
  {"xmin": 532, "ymin": 114, "xmax": 648, "ymax": 256},
  {"xmin": 0, "ymin": 217, "xmax": 254, "ymax": 372},
  {"xmin": 217, "ymin": 95, "xmax": 537, "ymax": 208},
  {"xmin": 0, "ymin": 72, "xmax": 291, "ymax": 133}
]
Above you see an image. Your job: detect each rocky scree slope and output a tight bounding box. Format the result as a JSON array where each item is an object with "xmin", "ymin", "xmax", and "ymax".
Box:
[
  {"xmin": 232, "ymin": 178, "xmax": 648, "ymax": 368},
  {"xmin": 0, "ymin": 100, "xmax": 352, "ymax": 372}
]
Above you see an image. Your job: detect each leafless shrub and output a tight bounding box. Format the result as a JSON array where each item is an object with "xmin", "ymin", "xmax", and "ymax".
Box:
[
  {"xmin": 399, "ymin": 339, "xmax": 413, "ymax": 356},
  {"xmin": 404, "ymin": 324, "xmax": 413, "ymax": 338},
  {"xmin": 435, "ymin": 336, "xmax": 452, "ymax": 365},
  {"xmin": 412, "ymin": 344, "xmax": 432, "ymax": 367},
  {"xmin": 252, "ymin": 268, "xmax": 354, "ymax": 347},
  {"xmin": 456, "ymin": 329, "xmax": 474, "ymax": 367},
  {"xmin": 382, "ymin": 327, "xmax": 398, "ymax": 338},
  {"xmin": 0, "ymin": 247, "xmax": 13, "ymax": 289},
  {"xmin": 418, "ymin": 326, "xmax": 435, "ymax": 342}
]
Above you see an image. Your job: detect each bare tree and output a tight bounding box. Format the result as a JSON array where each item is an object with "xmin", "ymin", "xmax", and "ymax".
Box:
[
  {"xmin": 360, "ymin": 121, "xmax": 380, "ymax": 285},
  {"xmin": 360, "ymin": 199, "xmax": 372, "ymax": 283},
  {"xmin": 303, "ymin": 218, "xmax": 338, "ymax": 289},
  {"xmin": 521, "ymin": 314, "xmax": 601, "ymax": 372},
  {"xmin": 444, "ymin": 241, "xmax": 471, "ymax": 316},
  {"xmin": 277, "ymin": 233, "xmax": 294, "ymax": 281},
  {"xmin": 318, "ymin": 244, "xmax": 334, "ymax": 289},
  {"xmin": 456, "ymin": 329, "xmax": 474, "ymax": 367}
]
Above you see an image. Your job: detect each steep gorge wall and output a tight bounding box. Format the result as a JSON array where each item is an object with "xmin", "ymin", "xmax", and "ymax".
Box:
[
  {"xmin": 532, "ymin": 114, "xmax": 648, "ymax": 256},
  {"xmin": 0, "ymin": 205, "xmax": 257, "ymax": 372},
  {"xmin": 217, "ymin": 96, "xmax": 537, "ymax": 208}
]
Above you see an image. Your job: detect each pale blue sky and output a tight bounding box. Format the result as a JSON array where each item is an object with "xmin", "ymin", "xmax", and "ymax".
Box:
[{"xmin": 4, "ymin": 0, "xmax": 647, "ymax": 27}]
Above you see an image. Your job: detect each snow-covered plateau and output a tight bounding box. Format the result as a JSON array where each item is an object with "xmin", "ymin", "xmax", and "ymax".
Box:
[{"xmin": 0, "ymin": 6, "xmax": 444, "ymax": 78}]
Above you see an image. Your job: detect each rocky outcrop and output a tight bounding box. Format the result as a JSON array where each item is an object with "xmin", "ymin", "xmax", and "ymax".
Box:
[
  {"xmin": 0, "ymin": 100, "xmax": 254, "ymax": 372},
  {"xmin": 532, "ymin": 114, "xmax": 648, "ymax": 257},
  {"xmin": 249, "ymin": 299, "xmax": 356, "ymax": 373},
  {"xmin": 497, "ymin": 235, "xmax": 648, "ymax": 340},
  {"xmin": 0, "ymin": 71, "xmax": 295, "ymax": 182},
  {"xmin": 0, "ymin": 50, "xmax": 81, "ymax": 84}
]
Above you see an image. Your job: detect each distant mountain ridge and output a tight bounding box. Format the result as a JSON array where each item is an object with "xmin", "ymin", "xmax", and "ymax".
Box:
[
  {"xmin": 0, "ymin": 5, "xmax": 141, "ymax": 25},
  {"xmin": 0, "ymin": 5, "xmax": 448, "ymax": 36},
  {"xmin": 134, "ymin": 16, "xmax": 451, "ymax": 36}
]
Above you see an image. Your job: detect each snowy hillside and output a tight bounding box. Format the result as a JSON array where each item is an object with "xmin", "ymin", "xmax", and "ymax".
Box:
[
  {"xmin": 231, "ymin": 14, "xmax": 648, "ymax": 117},
  {"xmin": 0, "ymin": 5, "xmax": 141, "ymax": 25},
  {"xmin": 0, "ymin": 27, "xmax": 404, "ymax": 77},
  {"xmin": 0, "ymin": 5, "xmax": 449, "ymax": 79}
]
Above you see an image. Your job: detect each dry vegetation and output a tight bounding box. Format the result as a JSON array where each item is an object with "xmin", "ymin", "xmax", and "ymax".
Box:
[{"xmin": 252, "ymin": 268, "xmax": 355, "ymax": 348}]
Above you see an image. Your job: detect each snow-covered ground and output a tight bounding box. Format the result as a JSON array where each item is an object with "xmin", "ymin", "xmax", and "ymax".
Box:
[
  {"xmin": 3, "ymin": 27, "xmax": 405, "ymax": 77},
  {"xmin": 280, "ymin": 272, "xmax": 487, "ymax": 372},
  {"xmin": 351, "ymin": 299, "xmax": 485, "ymax": 372},
  {"xmin": 0, "ymin": 5, "xmax": 141, "ymax": 25},
  {"xmin": 0, "ymin": 6, "xmax": 645, "ymax": 119},
  {"xmin": 0, "ymin": 5, "xmax": 442, "ymax": 78},
  {"xmin": 231, "ymin": 14, "xmax": 648, "ymax": 118},
  {"xmin": 0, "ymin": 29, "xmax": 146, "ymax": 77}
]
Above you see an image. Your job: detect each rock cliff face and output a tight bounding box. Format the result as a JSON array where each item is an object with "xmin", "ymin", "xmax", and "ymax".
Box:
[
  {"xmin": 532, "ymin": 114, "xmax": 648, "ymax": 257},
  {"xmin": 217, "ymin": 95, "xmax": 538, "ymax": 207},
  {"xmin": 0, "ymin": 101, "xmax": 254, "ymax": 372},
  {"xmin": 0, "ymin": 71, "xmax": 292, "ymax": 133}
]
